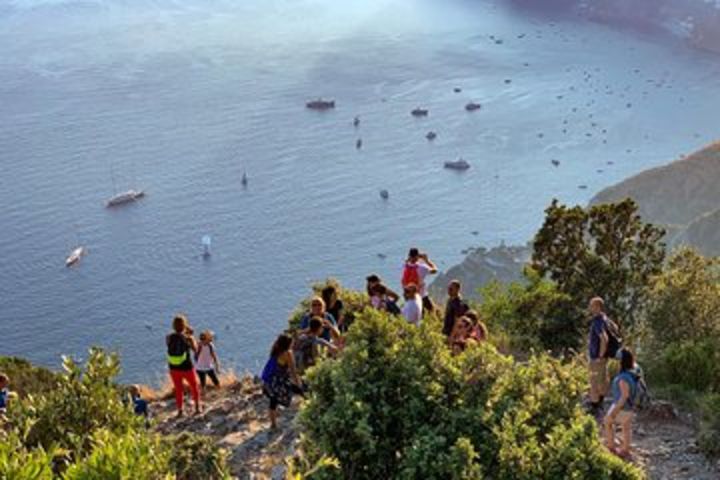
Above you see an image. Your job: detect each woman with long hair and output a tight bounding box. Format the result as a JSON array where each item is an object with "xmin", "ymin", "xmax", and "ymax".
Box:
[
  {"xmin": 166, "ymin": 315, "xmax": 201, "ymax": 417},
  {"xmin": 261, "ymin": 333, "xmax": 304, "ymax": 429}
]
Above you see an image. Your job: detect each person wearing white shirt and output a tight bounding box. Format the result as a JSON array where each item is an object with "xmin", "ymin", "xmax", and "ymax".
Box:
[
  {"xmin": 401, "ymin": 248, "xmax": 438, "ymax": 313},
  {"xmin": 401, "ymin": 284, "xmax": 423, "ymax": 326}
]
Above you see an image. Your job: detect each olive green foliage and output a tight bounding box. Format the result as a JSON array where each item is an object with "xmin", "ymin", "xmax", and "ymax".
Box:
[
  {"xmin": 291, "ymin": 309, "xmax": 643, "ymax": 480},
  {"xmin": 479, "ymin": 269, "xmax": 576, "ymax": 352},
  {"xmin": 0, "ymin": 356, "xmax": 58, "ymax": 398},
  {"xmin": 62, "ymin": 429, "xmax": 172, "ymax": 480},
  {"xmin": 3, "ymin": 348, "xmax": 231, "ymax": 479},
  {"xmin": 164, "ymin": 431, "xmax": 231, "ymax": 480},
  {"xmin": 288, "ymin": 278, "xmax": 369, "ymax": 331},
  {"xmin": 532, "ymin": 198, "xmax": 665, "ymax": 332},
  {"xmin": 698, "ymin": 393, "xmax": 720, "ymax": 458}
]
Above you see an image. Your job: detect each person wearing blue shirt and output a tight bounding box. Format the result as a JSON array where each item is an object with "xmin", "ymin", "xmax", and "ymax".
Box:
[
  {"xmin": 588, "ymin": 297, "xmax": 609, "ymax": 414},
  {"xmin": 604, "ymin": 349, "xmax": 638, "ymax": 460},
  {"xmin": 0, "ymin": 373, "xmax": 9, "ymax": 413},
  {"xmin": 299, "ymin": 297, "xmax": 340, "ymax": 342}
]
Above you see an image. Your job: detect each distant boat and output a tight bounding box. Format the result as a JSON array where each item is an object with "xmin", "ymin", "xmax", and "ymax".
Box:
[
  {"xmin": 202, "ymin": 235, "xmax": 212, "ymax": 258},
  {"xmin": 353, "ymin": 116, "xmax": 360, "ymax": 127},
  {"xmin": 551, "ymin": 159, "xmax": 560, "ymax": 167},
  {"xmin": 411, "ymin": 108, "xmax": 429, "ymax": 117},
  {"xmin": 106, "ymin": 190, "xmax": 145, "ymax": 208},
  {"xmin": 356, "ymin": 138, "xmax": 363, "ymax": 150},
  {"xmin": 380, "ymin": 189, "xmax": 389, "ymax": 200},
  {"xmin": 426, "ymin": 131, "xmax": 437, "ymax": 141},
  {"xmin": 241, "ymin": 171, "xmax": 248, "ymax": 186},
  {"xmin": 465, "ymin": 102, "xmax": 482, "ymax": 112},
  {"xmin": 444, "ymin": 158, "xmax": 470, "ymax": 171},
  {"xmin": 65, "ymin": 246, "xmax": 86, "ymax": 267},
  {"xmin": 306, "ymin": 99, "xmax": 335, "ymax": 110},
  {"xmin": 454, "ymin": 87, "xmax": 462, "ymax": 93}
]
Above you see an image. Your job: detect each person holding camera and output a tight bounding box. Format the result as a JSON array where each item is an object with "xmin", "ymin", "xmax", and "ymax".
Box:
[
  {"xmin": 166, "ymin": 314, "xmax": 201, "ymax": 417},
  {"xmin": 401, "ymin": 248, "xmax": 438, "ymax": 313}
]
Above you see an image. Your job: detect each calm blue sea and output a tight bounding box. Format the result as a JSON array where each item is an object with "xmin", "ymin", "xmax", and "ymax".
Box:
[{"xmin": 1, "ymin": 0, "xmax": 718, "ymax": 383}]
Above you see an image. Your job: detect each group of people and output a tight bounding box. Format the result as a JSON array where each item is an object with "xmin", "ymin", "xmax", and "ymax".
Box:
[{"xmin": 260, "ymin": 248, "xmax": 490, "ymax": 428}]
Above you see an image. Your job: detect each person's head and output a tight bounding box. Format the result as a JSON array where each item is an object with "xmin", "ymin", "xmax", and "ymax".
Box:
[
  {"xmin": 465, "ymin": 310, "xmax": 479, "ymax": 325},
  {"xmin": 619, "ymin": 348, "xmax": 635, "ymax": 372},
  {"xmin": 0, "ymin": 373, "xmax": 8, "ymax": 389},
  {"xmin": 408, "ymin": 248, "xmax": 420, "ymax": 263},
  {"xmin": 271, "ymin": 334, "xmax": 293, "ymax": 358},
  {"xmin": 308, "ymin": 317, "xmax": 324, "ymax": 334},
  {"xmin": 403, "ymin": 283, "xmax": 418, "ymax": 300},
  {"xmin": 321, "ymin": 286, "xmax": 337, "ymax": 307},
  {"xmin": 447, "ymin": 280, "xmax": 461, "ymax": 298},
  {"xmin": 199, "ymin": 330, "xmax": 213, "ymax": 344},
  {"xmin": 366, "ymin": 274, "xmax": 380, "ymax": 294},
  {"xmin": 172, "ymin": 315, "xmax": 189, "ymax": 334},
  {"xmin": 589, "ymin": 297, "xmax": 605, "ymax": 315},
  {"xmin": 129, "ymin": 384, "xmax": 141, "ymax": 398},
  {"xmin": 310, "ymin": 297, "xmax": 326, "ymax": 316},
  {"xmin": 456, "ymin": 316, "xmax": 472, "ymax": 335},
  {"xmin": 370, "ymin": 283, "xmax": 387, "ymax": 297}
]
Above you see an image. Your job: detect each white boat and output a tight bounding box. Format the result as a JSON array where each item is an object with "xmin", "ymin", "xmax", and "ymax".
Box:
[
  {"xmin": 65, "ymin": 246, "xmax": 86, "ymax": 267},
  {"xmin": 106, "ymin": 189, "xmax": 145, "ymax": 208},
  {"xmin": 444, "ymin": 158, "xmax": 470, "ymax": 170}
]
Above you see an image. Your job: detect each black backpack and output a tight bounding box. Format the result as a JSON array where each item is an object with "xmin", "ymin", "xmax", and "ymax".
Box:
[
  {"xmin": 167, "ymin": 334, "xmax": 189, "ymax": 357},
  {"xmin": 604, "ymin": 317, "xmax": 623, "ymax": 359}
]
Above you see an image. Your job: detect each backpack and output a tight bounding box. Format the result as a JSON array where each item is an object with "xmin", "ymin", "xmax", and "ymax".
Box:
[
  {"xmin": 604, "ymin": 317, "xmax": 623, "ymax": 359},
  {"xmin": 167, "ymin": 334, "xmax": 189, "ymax": 366},
  {"xmin": 402, "ymin": 263, "xmax": 420, "ymax": 288},
  {"xmin": 630, "ymin": 368, "xmax": 652, "ymax": 411}
]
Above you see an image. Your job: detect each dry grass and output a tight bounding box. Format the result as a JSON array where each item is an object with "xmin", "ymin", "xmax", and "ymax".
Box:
[{"xmin": 134, "ymin": 369, "xmax": 244, "ymax": 402}]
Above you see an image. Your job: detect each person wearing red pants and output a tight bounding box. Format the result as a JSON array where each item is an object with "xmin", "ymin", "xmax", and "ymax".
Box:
[{"xmin": 166, "ymin": 315, "xmax": 201, "ymax": 417}]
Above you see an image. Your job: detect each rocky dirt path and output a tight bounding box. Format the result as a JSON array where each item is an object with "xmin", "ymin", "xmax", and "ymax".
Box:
[
  {"xmin": 632, "ymin": 404, "xmax": 719, "ymax": 480},
  {"xmin": 153, "ymin": 377, "xmax": 296, "ymax": 480}
]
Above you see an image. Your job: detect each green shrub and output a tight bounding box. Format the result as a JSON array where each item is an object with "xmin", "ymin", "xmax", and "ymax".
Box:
[
  {"xmin": 0, "ymin": 356, "xmax": 58, "ymax": 398},
  {"xmin": 164, "ymin": 431, "xmax": 231, "ymax": 480},
  {"xmin": 290, "ymin": 309, "xmax": 643, "ymax": 479},
  {"xmin": 656, "ymin": 339, "xmax": 720, "ymax": 392},
  {"xmin": 698, "ymin": 393, "xmax": 720, "ymax": 458},
  {"xmin": 0, "ymin": 429, "xmax": 55, "ymax": 480},
  {"xmin": 62, "ymin": 429, "xmax": 171, "ymax": 480}
]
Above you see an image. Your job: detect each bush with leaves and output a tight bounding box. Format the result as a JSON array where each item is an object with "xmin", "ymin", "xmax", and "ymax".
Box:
[
  {"xmin": 0, "ymin": 356, "xmax": 58, "ymax": 398},
  {"xmin": 164, "ymin": 431, "xmax": 231, "ymax": 480},
  {"xmin": 532, "ymin": 198, "xmax": 665, "ymax": 332},
  {"xmin": 0, "ymin": 428, "xmax": 55, "ymax": 480},
  {"xmin": 290, "ymin": 309, "xmax": 643, "ymax": 479},
  {"xmin": 698, "ymin": 393, "xmax": 720, "ymax": 458},
  {"xmin": 479, "ymin": 269, "xmax": 577, "ymax": 352}
]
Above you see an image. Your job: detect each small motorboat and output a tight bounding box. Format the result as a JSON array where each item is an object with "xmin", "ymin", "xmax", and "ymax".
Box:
[
  {"xmin": 379, "ymin": 189, "xmax": 389, "ymax": 200},
  {"xmin": 454, "ymin": 87, "xmax": 462, "ymax": 93},
  {"xmin": 465, "ymin": 102, "xmax": 482, "ymax": 112},
  {"xmin": 444, "ymin": 158, "xmax": 470, "ymax": 171},
  {"xmin": 106, "ymin": 190, "xmax": 144, "ymax": 208},
  {"xmin": 411, "ymin": 108, "xmax": 429, "ymax": 117},
  {"xmin": 306, "ymin": 99, "xmax": 335, "ymax": 110},
  {"xmin": 356, "ymin": 138, "xmax": 363, "ymax": 150},
  {"xmin": 426, "ymin": 131, "xmax": 437, "ymax": 141},
  {"xmin": 65, "ymin": 246, "xmax": 86, "ymax": 267}
]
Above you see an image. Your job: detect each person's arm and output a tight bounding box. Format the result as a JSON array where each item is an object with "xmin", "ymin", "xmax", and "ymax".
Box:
[
  {"xmin": 598, "ymin": 331, "xmax": 609, "ymax": 359},
  {"xmin": 315, "ymin": 337, "xmax": 339, "ymax": 354},
  {"xmin": 421, "ymin": 254, "xmax": 438, "ymax": 274},
  {"xmin": 386, "ymin": 287, "xmax": 400, "ymax": 302},
  {"xmin": 286, "ymin": 351, "xmax": 302, "ymax": 386},
  {"xmin": 211, "ymin": 345, "xmax": 221, "ymax": 372},
  {"xmin": 323, "ymin": 318, "xmax": 341, "ymax": 342},
  {"xmin": 187, "ymin": 335, "xmax": 199, "ymax": 354}
]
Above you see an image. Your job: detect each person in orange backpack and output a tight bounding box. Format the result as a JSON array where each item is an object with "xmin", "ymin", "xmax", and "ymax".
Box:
[{"xmin": 401, "ymin": 248, "xmax": 438, "ymax": 313}]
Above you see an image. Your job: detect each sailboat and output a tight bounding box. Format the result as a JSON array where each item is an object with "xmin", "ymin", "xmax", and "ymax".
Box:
[
  {"xmin": 65, "ymin": 246, "xmax": 86, "ymax": 267},
  {"xmin": 106, "ymin": 163, "xmax": 145, "ymax": 208}
]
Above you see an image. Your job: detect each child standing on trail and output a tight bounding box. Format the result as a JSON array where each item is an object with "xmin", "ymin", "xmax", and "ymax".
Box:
[
  {"xmin": 196, "ymin": 330, "xmax": 221, "ymax": 390},
  {"xmin": 129, "ymin": 384, "xmax": 150, "ymax": 423}
]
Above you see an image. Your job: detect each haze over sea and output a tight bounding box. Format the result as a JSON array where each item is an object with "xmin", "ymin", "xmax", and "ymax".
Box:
[{"xmin": 1, "ymin": 0, "xmax": 718, "ymax": 383}]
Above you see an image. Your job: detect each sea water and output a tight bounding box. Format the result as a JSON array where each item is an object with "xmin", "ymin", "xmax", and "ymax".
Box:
[{"xmin": 1, "ymin": 0, "xmax": 719, "ymax": 383}]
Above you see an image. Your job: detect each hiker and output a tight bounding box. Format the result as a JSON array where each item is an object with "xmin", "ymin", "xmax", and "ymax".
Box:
[
  {"xmin": 294, "ymin": 317, "xmax": 339, "ymax": 373},
  {"xmin": 129, "ymin": 384, "xmax": 150, "ymax": 420},
  {"xmin": 0, "ymin": 373, "xmax": 10, "ymax": 414},
  {"xmin": 401, "ymin": 284, "xmax": 423, "ymax": 326},
  {"xmin": 322, "ymin": 285, "xmax": 346, "ymax": 332},
  {"xmin": 367, "ymin": 274, "xmax": 401, "ymax": 315},
  {"xmin": 588, "ymin": 297, "xmax": 610, "ymax": 414},
  {"xmin": 299, "ymin": 297, "xmax": 340, "ymax": 342},
  {"xmin": 449, "ymin": 316, "xmax": 481, "ymax": 354},
  {"xmin": 443, "ymin": 280, "xmax": 468, "ymax": 336},
  {"xmin": 464, "ymin": 310, "xmax": 488, "ymax": 342},
  {"xmin": 196, "ymin": 330, "xmax": 221, "ymax": 390},
  {"xmin": 166, "ymin": 315, "xmax": 201, "ymax": 417},
  {"xmin": 261, "ymin": 333, "xmax": 304, "ymax": 429},
  {"xmin": 401, "ymin": 248, "xmax": 438, "ymax": 313},
  {"xmin": 604, "ymin": 348, "xmax": 638, "ymax": 460}
]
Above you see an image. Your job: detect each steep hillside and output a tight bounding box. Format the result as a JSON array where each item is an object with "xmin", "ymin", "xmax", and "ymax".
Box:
[{"xmin": 590, "ymin": 142, "xmax": 720, "ymax": 250}]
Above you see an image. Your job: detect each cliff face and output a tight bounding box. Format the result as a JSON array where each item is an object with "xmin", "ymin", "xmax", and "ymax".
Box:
[{"xmin": 590, "ymin": 142, "xmax": 720, "ymax": 254}]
